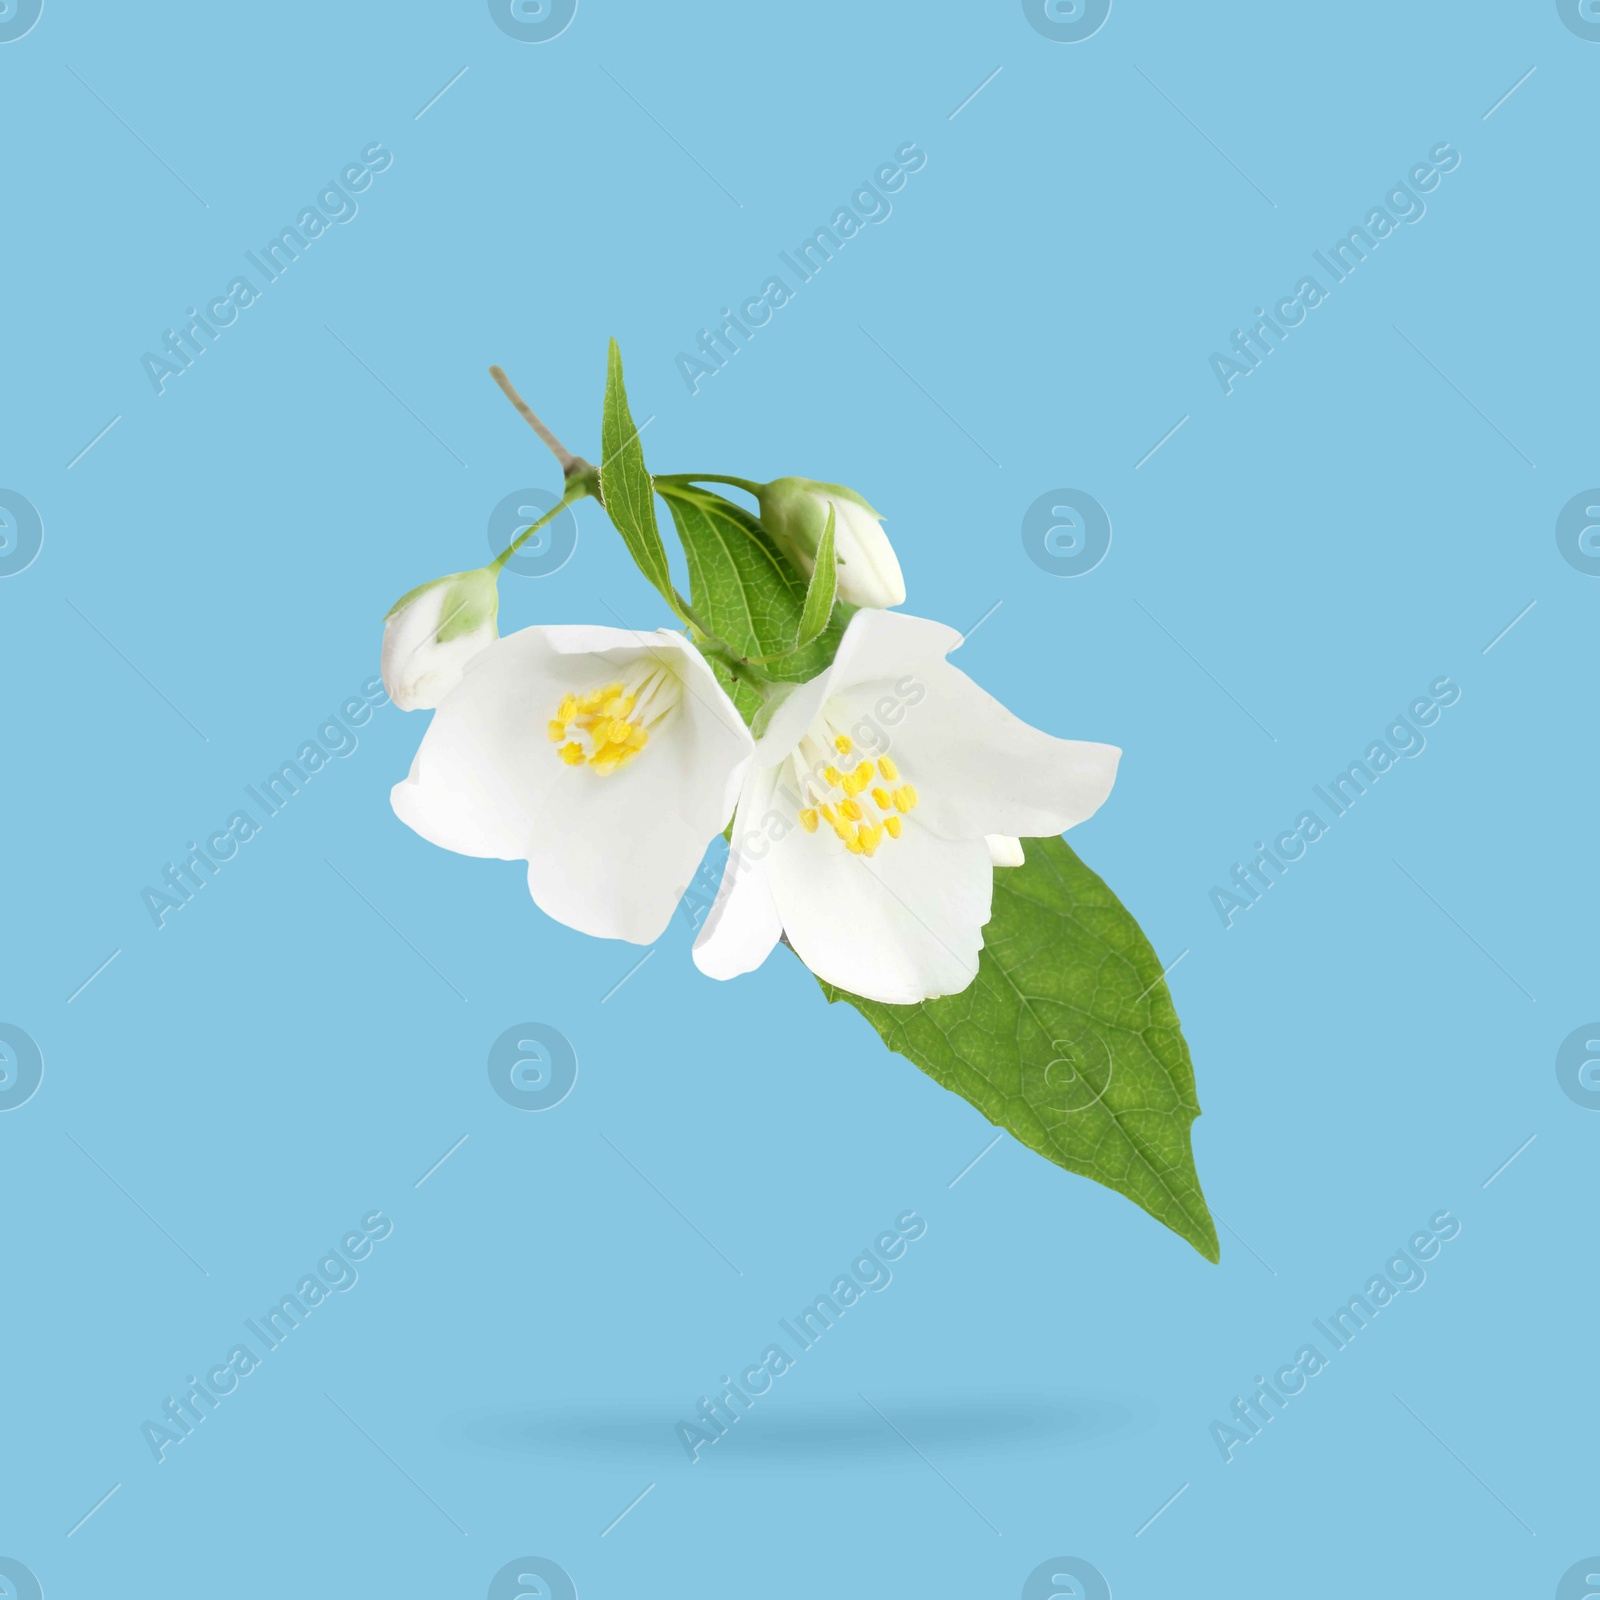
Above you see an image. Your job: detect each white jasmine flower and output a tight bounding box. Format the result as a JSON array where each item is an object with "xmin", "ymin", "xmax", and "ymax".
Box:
[
  {"xmin": 391, "ymin": 626, "xmax": 753, "ymax": 944},
  {"xmin": 693, "ymin": 609, "xmax": 1119, "ymax": 1003}
]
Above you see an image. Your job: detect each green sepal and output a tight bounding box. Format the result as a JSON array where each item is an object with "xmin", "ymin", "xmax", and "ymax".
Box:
[
  {"xmin": 795, "ymin": 501, "xmax": 837, "ymax": 649},
  {"xmin": 757, "ymin": 476, "xmax": 880, "ymax": 576},
  {"xmin": 384, "ymin": 568, "xmax": 499, "ymax": 643}
]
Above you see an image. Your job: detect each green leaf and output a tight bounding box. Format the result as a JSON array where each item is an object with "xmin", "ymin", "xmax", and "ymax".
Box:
[
  {"xmin": 818, "ymin": 836, "xmax": 1218, "ymax": 1261},
  {"xmin": 599, "ymin": 339, "xmax": 679, "ymax": 613},
  {"xmin": 795, "ymin": 501, "xmax": 837, "ymax": 649},
  {"xmin": 657, "ymin": 483, "xmax": 850, "ymax": 691}
]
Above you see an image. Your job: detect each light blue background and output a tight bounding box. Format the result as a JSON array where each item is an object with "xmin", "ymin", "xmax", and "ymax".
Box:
[{"xmin": 3, "ymin": 2, "xmax": 1595, "ymax": 1595}]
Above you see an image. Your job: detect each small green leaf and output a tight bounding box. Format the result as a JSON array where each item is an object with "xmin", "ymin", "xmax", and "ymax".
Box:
[
  {"xmin": 657, "ymin": 483, "xmax": 850, "ymax": 692},
  {"xmin": 818, "ymin": 836, "xmax": 1218, "ymax": 1261},
  {"xmin": 795, "ymin": 501, "xmax": 837, "ymax": 649},
  {"xmin": 599, "ymin": 340, "xmax": 678, "ymax": 612}
]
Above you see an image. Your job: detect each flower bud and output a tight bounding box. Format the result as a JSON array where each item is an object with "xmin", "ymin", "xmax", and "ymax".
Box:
[
  {"xmin": 381, "ymin": 567, "xmax": 499, "ymax": 711},
  {"xmin": 758, "ymin": 478, "xmax": 905, "ymax": 609}
]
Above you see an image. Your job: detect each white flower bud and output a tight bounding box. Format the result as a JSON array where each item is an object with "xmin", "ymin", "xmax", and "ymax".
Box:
[
  {"xmin": 758, "ymin": 478, "xmax": 905, "ymax": 609},
  {"xmin": 381, "ymin": 568, "xmax": 499, "ymax": 711}
]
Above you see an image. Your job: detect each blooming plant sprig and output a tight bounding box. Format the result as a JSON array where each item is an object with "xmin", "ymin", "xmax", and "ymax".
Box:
[{"xmin": 379, "ymin": 344, "xmax": 1218, "ymax": 1261}]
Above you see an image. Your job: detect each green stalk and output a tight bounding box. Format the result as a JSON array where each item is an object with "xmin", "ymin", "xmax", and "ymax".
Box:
[
  {"xmin": 658, "ymin": 473, "xmax": 765, "ymax": 498},
  {"xmin": 486, "ymin": 477, "xmax": 594, "ymax": 575}
]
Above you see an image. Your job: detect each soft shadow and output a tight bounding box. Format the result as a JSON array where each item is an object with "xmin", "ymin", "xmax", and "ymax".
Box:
[{"xmin": 443, "ymin": 1394, "xmax": 1143, "ymax": 1470}]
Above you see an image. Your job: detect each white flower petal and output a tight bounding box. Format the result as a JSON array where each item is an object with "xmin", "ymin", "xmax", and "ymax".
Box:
[
  {"xmin": 881, "ymin": 657, "xmax": 1120, "ymax": 840},
  {"xmin": 763, "ymin": 815, "xmax": 992, "ymax": 1004},
  {"xmin": 826, "ymin": 607, "xmax": 962, "ymax": 691},
  {"xmin": 692, "ymin": 836, "xmax": 784, "ymax": 982},
  {"xmin": 763, "ymin": 608, "xmax": 1119, "ymax": 845},
  {"xmin": 752, "ymin": 609, "xmax": 959, "ymax": 761},
  {"xmin": 390, "ymin": 627, "xmax": 562, "ymax": 860},
  {"xmin": 522, "ymin": 759, "xmax": 706, "ymax": 944}
]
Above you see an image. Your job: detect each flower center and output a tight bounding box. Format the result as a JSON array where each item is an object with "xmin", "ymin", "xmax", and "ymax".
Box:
[
  {"xmin": 788, "ymin": 725, "xmax": 919, "ymax": 857},
  {"xmin": 546, "ymin": 663, "xmax": 678, "ymax": 777}
]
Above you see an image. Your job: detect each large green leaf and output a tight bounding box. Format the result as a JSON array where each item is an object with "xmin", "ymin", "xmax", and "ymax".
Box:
[
  {"xmin": 657, "ymin": 482, "xmax": 849, "ymax": 690},
  {"xmin": 819, "ymin": 835, "xmax": 1218, "ymax": 1261},
  {"xmin": 599, "ymin": 340, "xmax": 679, "ymax": 613}
]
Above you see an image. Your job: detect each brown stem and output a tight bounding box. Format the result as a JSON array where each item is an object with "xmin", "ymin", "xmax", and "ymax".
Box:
[{"xmin": 488, "ymin": 364, "xmax": 594, "ymax": 479}]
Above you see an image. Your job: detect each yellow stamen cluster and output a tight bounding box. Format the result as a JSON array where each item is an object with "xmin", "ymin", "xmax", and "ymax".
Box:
[
  {"xmin": 797, "ymin": 734, "xmax": 919, "ymax": 856},
  {"xmin": 547, "ymin": 681, "xmax": 651, "ymax": 775}
]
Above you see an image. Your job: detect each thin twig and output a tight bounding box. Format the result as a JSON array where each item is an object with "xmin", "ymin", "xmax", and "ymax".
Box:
[{"xmin": 488, "ymin": 364, "xmax": 594, "ymax": 478}]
